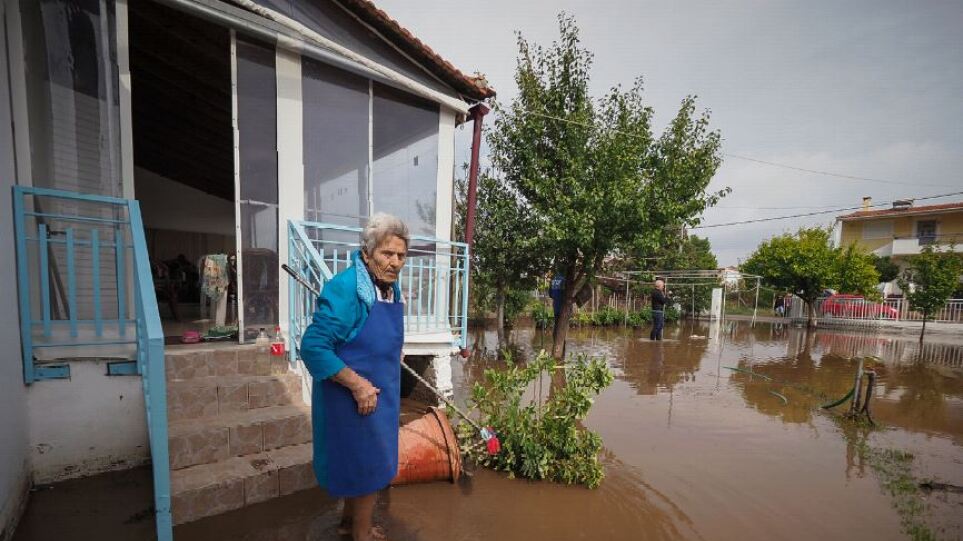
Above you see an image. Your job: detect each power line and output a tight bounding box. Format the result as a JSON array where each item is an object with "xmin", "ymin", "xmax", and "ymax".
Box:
[
  {"xmin": 723, "ymin": 153, "xmax": 957, "ymax": 188},
  {"xmin": 691, "ymin": 191, "xmax": 963, "ymax": 229},
  {"xmin": 515, "ymin": 109, "xmax": 956, "ymax": 188},
  {"xmin": 716, "ymin": 204, "xmax": 841, "ymax": 210}
]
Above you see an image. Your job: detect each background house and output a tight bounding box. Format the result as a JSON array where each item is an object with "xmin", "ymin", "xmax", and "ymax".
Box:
[{"xmin": 836, "ymin": 197, "xmax": 963, "ymax": 264}]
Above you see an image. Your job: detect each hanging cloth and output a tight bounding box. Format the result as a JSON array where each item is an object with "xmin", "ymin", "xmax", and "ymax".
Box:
[{"xmin": 201, "ymin": 254, "xmax": 230, "ymax": 300}]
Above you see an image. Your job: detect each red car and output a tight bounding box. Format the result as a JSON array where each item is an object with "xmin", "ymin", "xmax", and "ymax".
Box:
[{"xmin": 821, "ymin": 294, "xmax": 899, "ymax": 319}]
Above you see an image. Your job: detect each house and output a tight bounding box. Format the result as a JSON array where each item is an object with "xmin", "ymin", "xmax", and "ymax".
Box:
[
  {"xmin": 834, "ymin": 197, "xmax": 963, "ymax": 297},
  {"xmin": 0, "ymin": 0, "xmax": 493, "ymax": 538},
  {"xmin": 835, "ymin": 197, "xmax": 963, "ymax": 264}
]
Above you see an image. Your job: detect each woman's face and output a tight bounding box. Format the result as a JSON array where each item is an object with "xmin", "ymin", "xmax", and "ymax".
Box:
[{"xmin": 363, "ymin": 236, "xmax": 407, "ymax": 284}]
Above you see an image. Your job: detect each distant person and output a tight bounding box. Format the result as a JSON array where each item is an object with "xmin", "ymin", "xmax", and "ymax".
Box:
[
  {"xmin": 549, "ymin": 273, "xmax": 566, "ymax": 319},
  {"xmin": 774, "ymin": 295, "xmax": 785, "ymax": 317},
  {"xmin": 650, "ymin": 279, "xmax": 670, "ymax": 341}
]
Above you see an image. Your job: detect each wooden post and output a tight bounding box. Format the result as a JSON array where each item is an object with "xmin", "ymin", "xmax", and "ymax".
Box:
[{"xmin": 849, "ymin": 357, "xmax": 864, "ymax": 416}]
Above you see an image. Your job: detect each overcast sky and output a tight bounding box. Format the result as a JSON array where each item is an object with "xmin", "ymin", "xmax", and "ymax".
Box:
[{"xmin": 378, "ymin": 0, "xmax": 963, "ymax": 266}]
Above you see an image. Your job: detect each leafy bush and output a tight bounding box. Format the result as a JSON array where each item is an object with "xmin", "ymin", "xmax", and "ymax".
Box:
[
  {"xmin": 592, "ymin": 306, "xmax": 624, "ymax": 326},
  {"xmin": 458, "ymin": 351, "xmax": 614, "ymax": 488},
  {"xmin": 571, "ymin": 311, "xmax": 594, "ymax": 327},
  {"xmin": 530, "ymin": 301, "xmax": 554, "ymax": 329}
]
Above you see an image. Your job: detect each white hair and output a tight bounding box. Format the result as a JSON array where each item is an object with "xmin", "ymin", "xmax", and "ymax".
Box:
[{"xmin": 362, "ymin": 213, "xmax": 410, "ymax": 256}]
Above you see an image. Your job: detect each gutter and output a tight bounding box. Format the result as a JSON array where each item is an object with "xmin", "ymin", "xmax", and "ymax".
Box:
[{"xmin": 153, "ymin": 0, "xmax": 470, "ymax": 115}]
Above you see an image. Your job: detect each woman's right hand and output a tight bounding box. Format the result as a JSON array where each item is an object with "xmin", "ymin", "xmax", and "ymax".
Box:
[{"xmin": 350, "ymin": 378, "xmax": 381, "ymax": 416}]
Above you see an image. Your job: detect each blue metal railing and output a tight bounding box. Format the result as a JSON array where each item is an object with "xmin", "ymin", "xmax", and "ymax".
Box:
[
  {"xmin": 287, "ymin": 220, "xmax": 470, "ymax": 360},
  {"xmin": 12, "ymin": 186, "xmax": 172, "ymax": 541}
]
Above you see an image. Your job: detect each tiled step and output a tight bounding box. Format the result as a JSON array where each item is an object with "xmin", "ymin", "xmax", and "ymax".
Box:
[
  {"xmin": 165, "ymin": 345, "xmax": 289, "ymax": 383},
  {"xmin": 166, "ymin": 373, "xmax": 303, "ymax": 422},
  {"xmin": 171, "ymin": 442, "xmax": 315, "ymax": 525},
  {"xmin": 168, "ymin": 404, "xmax": 312, "ymax": 470}
]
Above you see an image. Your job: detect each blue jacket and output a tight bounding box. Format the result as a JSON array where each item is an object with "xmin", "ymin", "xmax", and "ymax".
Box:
[{"xmin": 300, "ymin": 251, "xmax": 403, "ymax": 379}]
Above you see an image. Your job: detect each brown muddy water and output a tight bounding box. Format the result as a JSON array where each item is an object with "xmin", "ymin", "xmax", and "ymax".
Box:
[{"xmin": 13, "ymin": 321, "xmax": 963, "ymax": 541}]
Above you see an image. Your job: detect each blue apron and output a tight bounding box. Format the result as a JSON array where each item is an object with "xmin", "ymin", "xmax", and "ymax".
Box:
[{"xmin": 319, "ymin": 298, "xmax": 403, "ymax": 497}]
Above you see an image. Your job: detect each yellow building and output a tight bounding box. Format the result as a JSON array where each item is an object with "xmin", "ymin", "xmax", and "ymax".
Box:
[{"xmin": 836, "ymin": 198, "xmax": 963, "ymax": 266}]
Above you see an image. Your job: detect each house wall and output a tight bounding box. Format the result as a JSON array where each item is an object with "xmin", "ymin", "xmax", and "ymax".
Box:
[
  {"xmin": 26, "ymin": 362, "xmax": 149, "ymax": 485},
  {"xmin": 0, "ymin": 2, "xmax": 31, "ymax": 536},
  {"xmin": 839, "ymin": 211, "xmax": 963, "ymax": 254}
]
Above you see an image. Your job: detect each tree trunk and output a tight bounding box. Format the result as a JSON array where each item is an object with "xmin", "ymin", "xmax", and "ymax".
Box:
[
  {"xmin": 551, "ymin": 297, "xmax": 573, "ymax": 359},
  {"xmin": 920, "ymin": 316, "xmax": 927, "ymax": 343},
  {"xmin": 495, "ymin": 287, "xmax": 507, "ymax": 347},
  {"xmin": 806, "ymin": 300, "xmax": 817, "ymax": 328}
]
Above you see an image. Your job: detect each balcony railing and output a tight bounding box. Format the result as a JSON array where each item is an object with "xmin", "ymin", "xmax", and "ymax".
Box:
[
  {"xmin": 287, "ymin": 220, "xmax": 470, "ymax": 361},
  {"xmin": 890, "ymin": 234, "xmax": 963, "ymax": 255}
]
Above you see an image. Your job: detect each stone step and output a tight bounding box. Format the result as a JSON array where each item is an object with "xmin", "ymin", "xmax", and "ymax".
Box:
[
  {"xmin": 171, "ymin": 442, "xmax": 315, "ymax": 525},
  {"xmin": 168, "ymin": 404, "xmax": 312, "ymax": 470},
  {"xmin": 165, "ymin": 345, "xmax": 289, "ymax": 383},
  {"xmin": 166, "ymin": 373, "xmax": 303, "ymax": 422}
]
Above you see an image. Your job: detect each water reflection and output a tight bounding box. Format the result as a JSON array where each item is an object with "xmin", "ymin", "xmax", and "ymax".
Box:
[{"xmin": 453, "ymin": 320, "xmax": 963, "ymax": 539}]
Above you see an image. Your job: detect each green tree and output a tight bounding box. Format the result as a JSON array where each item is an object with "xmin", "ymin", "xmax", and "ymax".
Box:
[
  {"xmin": 898, "ymin": 246, "xmax": 963, "ymax": 342},
  {"xmin": 836, "ymin": 244, "xmax": 881, "ymax": 299},
  {"xmin": 742, "ymin": 227, "xmax": 839, "ymax": 327},
  {"xmin": 455, "ymin": 173, "xmax": 543, "ymax": 341},
  {"xmin": 489, "ymin": 15, "xmax": 726, "ymax": 357},
  {"xmin": 870, "ymin": 254, "xmax": 900, "ymax": 283}
]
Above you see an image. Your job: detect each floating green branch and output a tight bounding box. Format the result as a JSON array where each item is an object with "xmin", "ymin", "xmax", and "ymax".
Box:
[{"xmin": 456, "ymin": 351, "xmax": 614, "ymax": 489}]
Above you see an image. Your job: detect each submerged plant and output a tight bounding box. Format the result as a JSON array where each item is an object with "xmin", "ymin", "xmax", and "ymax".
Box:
[{"xmin": 456, "ymin": 351, "xmax": 614, "ymax": 488}]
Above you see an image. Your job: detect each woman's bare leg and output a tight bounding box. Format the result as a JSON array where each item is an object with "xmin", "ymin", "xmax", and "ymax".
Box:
[
  {"xmin": 350, "ymin": 492, "xmax": 382, "ymax": 541},
  {"xmin": 338, "ymin": 498, "xmax": 354, "ymax": 534}
]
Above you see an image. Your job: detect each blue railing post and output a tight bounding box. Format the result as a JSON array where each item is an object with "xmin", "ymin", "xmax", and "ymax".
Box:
[
  {"xmin": 13, "ymin": 187, "xmax": 35, "ymax": 383},
  {"xmin": 128, "ymin": 200, "xmax": 172, "ymax": 541}
]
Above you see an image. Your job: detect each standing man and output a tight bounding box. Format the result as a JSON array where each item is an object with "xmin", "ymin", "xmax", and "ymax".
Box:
[{"xmin": 650, "ymin": 278, "xmax": 670, "ymax": 341}]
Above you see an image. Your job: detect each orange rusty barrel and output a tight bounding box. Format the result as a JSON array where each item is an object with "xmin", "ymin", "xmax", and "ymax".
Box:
[{"xmin": 391, "ymin": 407, "xmax": 462, "ymax": 486}]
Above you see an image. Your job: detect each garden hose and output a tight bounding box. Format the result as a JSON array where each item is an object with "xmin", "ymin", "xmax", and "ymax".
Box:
[{"xmin": 820, "ymin": 386, "xmax": 855, "ymax": 409}]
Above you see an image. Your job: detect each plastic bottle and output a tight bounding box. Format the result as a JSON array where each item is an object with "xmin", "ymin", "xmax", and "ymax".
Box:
[
  {"xmin": 255, "ymin": 328, "xmax": 270, "ymax": 354},
  {"xmin": 270, "ymin": 326, "xmax": 285, "ymax": 357}
]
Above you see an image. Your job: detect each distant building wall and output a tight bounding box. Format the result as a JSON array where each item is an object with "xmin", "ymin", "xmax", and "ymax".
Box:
[{"xmin": 839, "ymin": 211, "xmax": 963, "ymax": 255}]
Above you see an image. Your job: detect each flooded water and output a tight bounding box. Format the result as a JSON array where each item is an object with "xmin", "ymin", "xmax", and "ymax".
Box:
[{"xmin": 14, "ymin": 321, "xmax": 963, "ymax": 540}]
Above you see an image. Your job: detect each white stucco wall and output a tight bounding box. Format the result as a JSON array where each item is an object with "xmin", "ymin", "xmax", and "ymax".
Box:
[
  {"xmin": 26, "ymin": 361, "xmax": 149, "ymax": 485},
  {"xmin": 0, "ymin": 1, "xmax": 31, "ymax": 535},
  {"xmin": 135, "ymin": 166, "xmax": 236, "ymax": 236}
]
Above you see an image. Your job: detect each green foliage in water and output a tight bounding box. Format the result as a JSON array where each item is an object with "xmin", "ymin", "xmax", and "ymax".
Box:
[
  {"xmin": 566, "ymin": 307, "xmax": 680, "ymax": 328},
  {"xmin": 458, "ymin": 351, "xmax": 614, "ymax": 489}
]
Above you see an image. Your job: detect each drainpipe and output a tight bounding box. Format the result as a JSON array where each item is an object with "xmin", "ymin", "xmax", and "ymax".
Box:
[
  {"xmin": 464, "ymin": 102, "xmax": 489, "ymax": 249},
  {"xmin": 460, "ymin": 102, "xmax": 488, "ymax": 358}
]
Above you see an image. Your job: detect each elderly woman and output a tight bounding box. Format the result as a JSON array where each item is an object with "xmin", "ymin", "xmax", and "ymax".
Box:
[{"xmin": 300, "ymin": 213, "xmax": 408, "ymax": 541}]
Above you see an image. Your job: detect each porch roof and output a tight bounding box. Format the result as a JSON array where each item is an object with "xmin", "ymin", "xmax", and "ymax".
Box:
[{"xmin": 336, "ymin": 0, "xmax": 495, "ymax": 101}]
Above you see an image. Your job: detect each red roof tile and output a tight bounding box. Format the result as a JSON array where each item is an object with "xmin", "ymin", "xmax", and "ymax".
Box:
[
  {"xmin": 837, "ymin": 201, "xmax": 963, "ymax": 220},
  {"xmin": 337, "ymin": 0, "xmax": 496, "ymax": 101}
]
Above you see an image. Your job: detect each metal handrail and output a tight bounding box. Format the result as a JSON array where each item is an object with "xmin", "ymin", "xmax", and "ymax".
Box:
[
  {"xmin": 286, "ymin": 219, "xmax": 470, "ymax": 355},
  {"xmin": 12, "ymin": 187, "xmax": 171, "ymax": 541}
]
